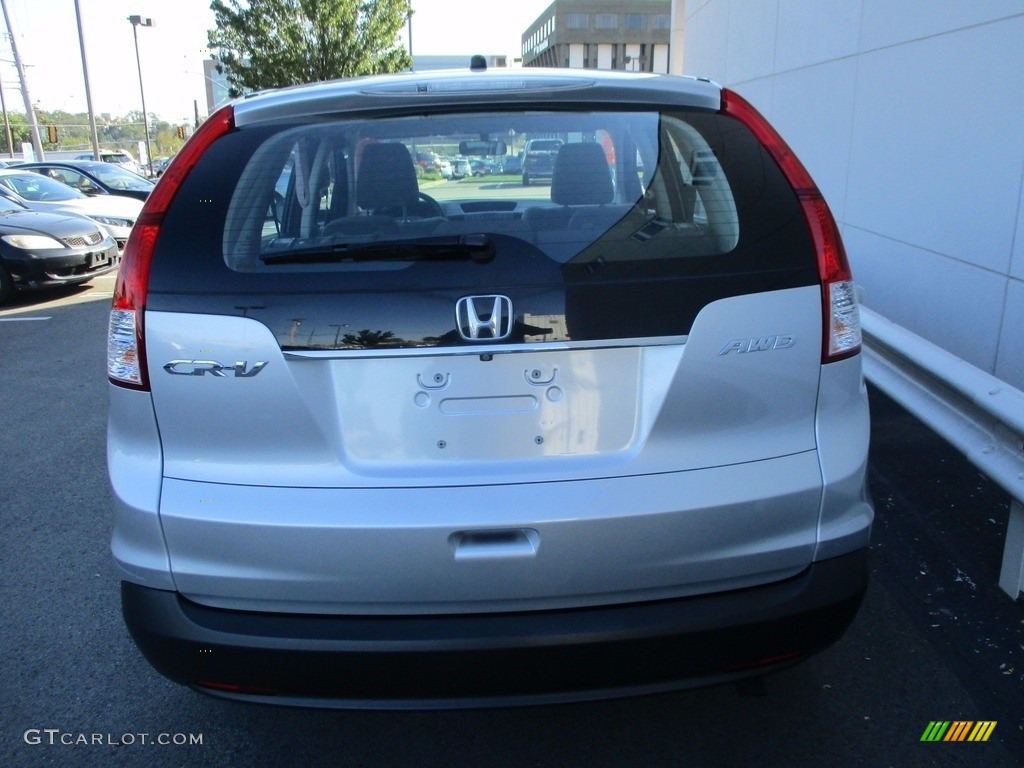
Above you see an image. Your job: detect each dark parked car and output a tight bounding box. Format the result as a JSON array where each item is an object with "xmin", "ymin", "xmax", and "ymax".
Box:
[
  {"xmin": 521, "ymin": 138, "xmax": 563, "ymax": 185},
  {"xmin": 414, "ymin": 151, "xmax": 443, "ymax": 171},
  {"xmin": 0, "ymin": 194, "xmax": 117, "ymax": 303},
  {"xmin": 21, "ymin": 161, "xmax": 154, "ymax": 201},
  {"xmin": 501, "ymin": 153, "xmax": 522, "ymax": 174},
  {"xmin": 470, "ymin": 158, "xmax": 499, "ymax": 176},
  {"xmin": 152, "ymin": 156, "xmax": 175, "ymax": 177}
]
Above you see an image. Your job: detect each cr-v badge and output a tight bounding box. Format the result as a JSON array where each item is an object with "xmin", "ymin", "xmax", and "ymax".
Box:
[
  {"xmin": 456, "ymin": 295, "xmax": 513, "ymax": 341},
  {"xmin": 163, "ymin": 360, "xmax": 268, "ymax": 377}
]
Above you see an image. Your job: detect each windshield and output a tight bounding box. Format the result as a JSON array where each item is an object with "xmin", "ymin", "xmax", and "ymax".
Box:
[
  {"xmin": 88, "ymin": 164, "xmax": 153, "ymax": 190},
  {"xmin": 0, "ymin": 173, "xmax": 85, "ymax": 202},
  {"xmin": 223, "ymin": 109, "xmax": 740, "ymax": 273},
  {"xmin": 0, "ymin": 195, "xmax": 23, "ymax": 213}
]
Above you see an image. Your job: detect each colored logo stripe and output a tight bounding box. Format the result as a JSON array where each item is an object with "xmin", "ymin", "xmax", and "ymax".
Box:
[
  {"xmin": 945, "ymin": 721, "xmax": 973, "ymax": 741},
  {"xmin": 920, "ymin": 721, "xmax": 996, "ymax": 742},
  {"xmin": 968, "ymin": 722, "xmax": 997, "ymax": 742}
]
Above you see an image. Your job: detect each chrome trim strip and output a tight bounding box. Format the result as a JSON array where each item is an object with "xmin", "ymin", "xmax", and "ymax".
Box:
[{"xmin": 282, "ymin": 335, "xmax": 688, "ymax": 360}]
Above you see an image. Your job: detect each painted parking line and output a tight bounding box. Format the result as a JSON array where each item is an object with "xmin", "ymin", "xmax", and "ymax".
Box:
[{"xmin": 0, "ymin": 316, "xmax": 51, "ymax": 322}]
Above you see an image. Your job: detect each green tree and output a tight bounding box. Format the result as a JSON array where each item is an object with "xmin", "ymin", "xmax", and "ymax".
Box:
[
  {"xmin": 340, "ymin": 329, "xmax": 401, "ymax": 348},
  {"xmin": 1, "ymin": 112, "xmax": 30, "ymax": 155},
  {"xmin": 208, "ymin": 0, "xmax": 412, "ymax": 98}
]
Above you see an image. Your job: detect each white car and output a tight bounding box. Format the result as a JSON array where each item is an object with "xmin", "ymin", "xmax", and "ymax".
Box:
[
  {"xmin": 0, "ymin": 169, "xmax": 141, "ymax": 251},
  {"xmin": 76, "ymin": 150, "xmax": 144, "ymax": 177}
]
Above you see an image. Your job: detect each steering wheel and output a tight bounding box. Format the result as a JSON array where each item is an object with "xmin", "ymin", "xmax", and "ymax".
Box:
[{"xmin": 374, "ymin": 192, "xmax": 444, "ymax": 219}]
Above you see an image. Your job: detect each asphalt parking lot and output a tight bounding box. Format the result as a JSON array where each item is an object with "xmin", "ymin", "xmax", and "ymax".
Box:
[{"xmin": 1, "ymin": 278, "xmax": 1022, "ymax": 767}]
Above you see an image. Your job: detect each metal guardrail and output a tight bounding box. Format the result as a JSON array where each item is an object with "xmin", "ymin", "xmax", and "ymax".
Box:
[{"xmin": 860, "ymin": 307, "xmax": 1024, "ymax": 599}]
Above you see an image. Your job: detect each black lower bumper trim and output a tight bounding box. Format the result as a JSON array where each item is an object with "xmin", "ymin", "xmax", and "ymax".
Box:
[{"xmin": 122, "ymin": 550, "xmax": 867, "ymax": 708}]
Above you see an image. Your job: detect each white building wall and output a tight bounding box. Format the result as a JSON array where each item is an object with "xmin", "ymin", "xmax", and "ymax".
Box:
[{"xmin": 678, "ymin": 0, "xmax": 1024, "ymax": 390}]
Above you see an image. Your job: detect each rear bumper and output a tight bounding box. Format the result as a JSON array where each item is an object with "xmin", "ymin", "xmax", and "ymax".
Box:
[{"xmin": 122, "ymin": 548, "xmax": 868, "ymax": 709}]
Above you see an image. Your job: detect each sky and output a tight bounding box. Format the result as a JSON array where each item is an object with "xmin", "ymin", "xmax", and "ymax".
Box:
[{"xmin": 0, "ymin": 0, "xmax": 554, "ymax": 124}]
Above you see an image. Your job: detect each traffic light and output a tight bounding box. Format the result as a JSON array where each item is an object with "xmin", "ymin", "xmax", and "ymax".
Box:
[
  {"xmin": 177, "ymin": 126, "xmax": 185, "ymax": 140},
  {"xmin": 47, "ymin": 125, "xmax": 58, "ymax": 144}
]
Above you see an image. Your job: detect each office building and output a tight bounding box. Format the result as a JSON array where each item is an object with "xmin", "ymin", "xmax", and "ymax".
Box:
[{"xmin": 521, "ymin": 0, "xmax": 671, "ymax": 72}]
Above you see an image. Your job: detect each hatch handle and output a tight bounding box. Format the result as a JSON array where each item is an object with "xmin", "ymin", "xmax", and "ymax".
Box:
[{"xmin": 449, "ymin": 529, "xmax": 540, "ymax": 560}]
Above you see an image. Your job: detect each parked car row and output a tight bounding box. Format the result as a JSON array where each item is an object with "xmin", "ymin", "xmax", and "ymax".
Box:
[
  {"xmin": 0, "ymin": 161, "xmax": 148, "ymax": 304},
  {"xmin": 0, "ymin": 168, "xmax": 143, "ymax": 249},
  {"xmin": 415, "ymin": 150, "xmax": 526, "ymax": 180}
]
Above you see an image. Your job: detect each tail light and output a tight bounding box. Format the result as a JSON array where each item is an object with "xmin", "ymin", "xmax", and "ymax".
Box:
[
  {"xmin": 720, "ymin": 89, "xmax": 861, "ymax": 363},
  {"xmin": 107, "ymin": 105, "xmax": 236, "ymax": 390}
]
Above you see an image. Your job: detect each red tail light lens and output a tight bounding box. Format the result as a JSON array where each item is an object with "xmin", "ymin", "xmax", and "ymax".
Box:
[
  {"xmin": 720, "ymin": 89, "xmax": 860, "ymax": 362},
  {"xmin": 108, "ymin": 105, "xmax": 235, "ymax": 390}
]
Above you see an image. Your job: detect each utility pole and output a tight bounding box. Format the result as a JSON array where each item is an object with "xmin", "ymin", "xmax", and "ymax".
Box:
[
  {"xmin": 73, "ymin": 0, "xmax": 100, "ymax": 160},
  {"xmin": 0, "ymin": 0, "xmax": 43, "ymax": 160}
]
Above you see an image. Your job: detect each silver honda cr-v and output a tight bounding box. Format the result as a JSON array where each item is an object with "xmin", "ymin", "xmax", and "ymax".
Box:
[{"xmin": 107, "ymin": 65, "xmax": 872, "ymax": 708}]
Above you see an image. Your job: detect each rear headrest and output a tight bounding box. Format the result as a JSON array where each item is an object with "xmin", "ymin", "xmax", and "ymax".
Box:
[
  {"xmin": 357, "ymin": 143, "xmax": 419, "ymax": 210},
  {"xmin": 551, "ymin": 143, "xmax": 614, "ymax": 206}
]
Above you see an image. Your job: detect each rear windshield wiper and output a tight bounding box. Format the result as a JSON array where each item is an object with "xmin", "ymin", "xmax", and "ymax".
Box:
[{"xmin": 261, "ymin": 234, "xmax": 495, "ymax": 265}]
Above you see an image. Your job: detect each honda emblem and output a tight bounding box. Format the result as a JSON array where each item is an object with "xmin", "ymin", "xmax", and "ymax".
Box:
[{"xmin": 455, "ymin": 295, "xmax": 513, "ymax": 341}]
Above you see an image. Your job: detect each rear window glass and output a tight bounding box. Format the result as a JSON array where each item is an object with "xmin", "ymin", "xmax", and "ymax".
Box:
[
  {"xmin": 151, "ymin": 103, "xmax": 816, "ymax": 320},
  {"xmin": 218, "ymin": 110, "xmax": 748, "ymax": 273},
  {"xmin": 150, "ymin": 104, "xmax": 817, "ymax": 347}
]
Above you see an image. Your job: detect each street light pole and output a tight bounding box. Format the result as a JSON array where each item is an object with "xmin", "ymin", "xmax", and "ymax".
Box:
[
  {"xmin": 74, "ymin": 0, "xmax": 101, "ymax": 160},
  {"xmin": 128, "ymin": 14, "xmax": 154, "ymax": 177}
]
